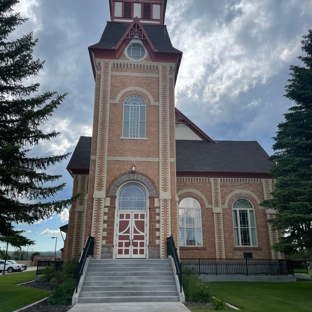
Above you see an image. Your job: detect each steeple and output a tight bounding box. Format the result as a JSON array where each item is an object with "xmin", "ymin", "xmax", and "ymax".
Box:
[{"xmin": 109, "ymin": 0, "xmax": 167, "ymax": 25}]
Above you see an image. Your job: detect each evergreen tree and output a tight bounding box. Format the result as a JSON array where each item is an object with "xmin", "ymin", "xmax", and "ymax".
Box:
[
  {"xmin": 262, "ymin": 30, "xmax": 312, "ymax": 255},
  {"xmin": 0, "ymin": 0, "xmax": 75, "ymax": 241}
]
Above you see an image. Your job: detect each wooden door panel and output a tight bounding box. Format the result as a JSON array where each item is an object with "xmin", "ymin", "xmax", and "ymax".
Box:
[{"xmin": 116, "ymin": 212, "xmax": 147, "ymax": 258}]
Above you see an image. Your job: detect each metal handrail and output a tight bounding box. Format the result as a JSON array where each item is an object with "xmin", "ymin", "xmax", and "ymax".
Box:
[
  {"xmin": 167, "ymin": 235, "xmax": 182, "ymax": 292},
  {"xmin": 76, "ymin": 235, "xmax": 95, "ymax": 292}
]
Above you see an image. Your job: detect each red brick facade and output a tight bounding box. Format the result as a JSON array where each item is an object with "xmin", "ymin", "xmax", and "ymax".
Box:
[{"xmin": 62, "ymin": 0, "xmax": 280, "ymax": 261}]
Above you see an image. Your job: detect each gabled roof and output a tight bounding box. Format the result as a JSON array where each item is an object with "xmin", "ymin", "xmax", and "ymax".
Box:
[
  {"xmin": 176, "ymin": 140, "xmax": 273, "ymax": 177},
  {"xmin": 67, "ymin": 136, "xmax": 92, "ymax": 175},
  {"xmin": 89, "ymin": 21, "xmax": 181, "ymax": 54},
  {"xmin": 175, "ymin": 108, "xmax": 215, "ymax": 142},
  {"xmin": 67, "ymin": 137, "xmax": 273, "ymax": 178}
]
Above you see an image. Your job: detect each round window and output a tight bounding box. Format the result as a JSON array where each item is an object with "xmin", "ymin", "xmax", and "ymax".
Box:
[{"xmin": 127, "ymin": 43, "xmax": 145, "ymax": 60}]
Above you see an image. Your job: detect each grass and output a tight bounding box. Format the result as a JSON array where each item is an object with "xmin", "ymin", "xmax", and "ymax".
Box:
[
  {"xmin": 208, "ymin": 281, "xmax": 312, "ymax": 312},
  {"xmin": 0, "ymin": 271, "xmax": 51, "ymax": 312}
]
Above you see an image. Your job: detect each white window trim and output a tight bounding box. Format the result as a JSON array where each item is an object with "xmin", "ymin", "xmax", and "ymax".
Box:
[
  {"xmin": 179, "ymin": 198, "xmax": 203, "ymax": 247},
  {"xmin": 125, "ymin": 40, "xmax": 147, "ymax": 61},
  {"xmin": 232, "ymin": 199, "xmax": 258, "ymax": 247},
  {"xmin": 122, "ymin": 95, "xmax": 146, "ymax": 139}
]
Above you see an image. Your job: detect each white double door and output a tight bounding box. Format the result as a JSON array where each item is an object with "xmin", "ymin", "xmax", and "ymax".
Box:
[{"xmin": 115, "ymin": 211, "xmax": 147, "ymax": 258}]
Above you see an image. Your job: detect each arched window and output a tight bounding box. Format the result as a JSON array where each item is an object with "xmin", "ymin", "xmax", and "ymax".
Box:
[
  {"xmin": 233, "ymin": 199, "xmax": 257, "ymax": 246},
  {"xmin": 123, "ymin": 95, "xmax": 146, "ymax": 138},
  {"xmin": 118, "ymin": 184, "xmax": 147, "ymax": 210},
  {"xmin": 179, "ymin": 197, "xmax": 202, "ymax": 246}
]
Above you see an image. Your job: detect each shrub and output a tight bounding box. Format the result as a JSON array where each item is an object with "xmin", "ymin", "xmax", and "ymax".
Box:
[
  {"xmin": 182, "ymin": 268, "xmax": 212, "ymax": 303},
  {"xmin": 43, "ymin": 260, "xmax": 78, "ymax": 305},
  {"xmin": 47, "ymin": 279, "xmax": 76, "ymax": 305},
  {"xmin": 212, "ymin": 297, "xmax": 226, "ymax": 310},
  {"xmin": 43, "ymin": 265, "xmax": 57, "ymax": 282}
]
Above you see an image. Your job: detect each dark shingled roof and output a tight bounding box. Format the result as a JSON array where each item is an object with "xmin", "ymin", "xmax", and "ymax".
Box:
[
  {"xmin": 176, "ymin": 140, "xmax": 273, "ymax": 173},
  {"xmin": 89, "ymin": 22, "xmax": 181, "ymax": 53},
  {"xmin": 67, "ymin": 136, "xmax": 91, "ymax": 170},
  {"xmin": 67, "ymin": 137, "xmax": 273, "ymax": 174},
  {"xmin": 89, "ymin": 22, "xmax": 129, "ymax": 49}
]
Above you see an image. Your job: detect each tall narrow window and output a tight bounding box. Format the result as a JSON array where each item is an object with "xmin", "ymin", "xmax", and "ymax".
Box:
[
  {"xmin": 233, "ymin": 199, "xmax": 257, "ymax": 246},
  {"xmin": 179, "ymin": 197, "xmax": 202, "ymax": 246},
  {"xmin": 124, "ymin": 2, "xmax": 132, "ymax": 18},
  {"xmin": 143, "ymin": 3, "xmax": 151, "ymax": 19},
  {"xmin": 123, "ymin": 95, "xmax": 146, "ymax": 138}
]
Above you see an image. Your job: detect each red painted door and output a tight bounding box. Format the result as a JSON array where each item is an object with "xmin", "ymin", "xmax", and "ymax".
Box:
[{"xmin": 116, "ymin": 212, "xmax": 146, "ymax": 258}]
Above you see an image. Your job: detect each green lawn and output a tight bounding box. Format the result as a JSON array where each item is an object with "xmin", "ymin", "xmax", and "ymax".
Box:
[
  {"xmin": 0, "ymin": 271, "xmax": 51, "ymax": 312},
  {"xmin": 208, "ymin": 281, "xmax": 312, "ymax": 312}
]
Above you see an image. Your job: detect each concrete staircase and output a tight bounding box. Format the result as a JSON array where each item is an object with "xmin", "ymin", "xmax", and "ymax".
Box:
[{"xmin": 78, "ymin": 259, "xmax": 180, "ymax": 303}]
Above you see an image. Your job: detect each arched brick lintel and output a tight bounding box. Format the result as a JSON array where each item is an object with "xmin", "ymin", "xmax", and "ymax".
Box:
[{"xmin": 108, "ymin": 173, "xmax": 157, "ymax": 197}]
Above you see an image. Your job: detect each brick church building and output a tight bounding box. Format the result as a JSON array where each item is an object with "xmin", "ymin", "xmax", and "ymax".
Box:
[{"xmin": 62, "ymin": 0, "xmax": 281, "ymax": 261}]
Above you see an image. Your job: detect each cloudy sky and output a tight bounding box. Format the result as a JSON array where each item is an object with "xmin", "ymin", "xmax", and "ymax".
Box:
[{"xmin": 5, "ymin": 0, "xmax": 312, "ymax": 252}]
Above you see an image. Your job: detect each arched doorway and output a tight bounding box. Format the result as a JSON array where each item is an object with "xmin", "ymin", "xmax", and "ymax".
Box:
[{"xmin": 114, "ymin": 183, "xmax": 148, "ymax": 258}]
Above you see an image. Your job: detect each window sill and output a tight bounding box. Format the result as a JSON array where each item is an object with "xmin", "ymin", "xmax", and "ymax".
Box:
[
  {"xmin": 180, "ymin": 246, "xmax": 206, "ymax": 250},
  {"xmin": 120, "ymin": 137, "xmax": 147, "ymax": 140},
  {"xmin": 233, "ymin": 247, "xmax": 262, "ymax": 251}
]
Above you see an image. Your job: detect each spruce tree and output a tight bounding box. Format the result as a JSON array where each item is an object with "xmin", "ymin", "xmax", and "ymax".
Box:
[
  {"xmin": 262, "ymin": 30, "xmax": 312, "ymax": 255},
  {"xmin": 0, "ymin": 0, "xmax": 75, "ymax": 241}
]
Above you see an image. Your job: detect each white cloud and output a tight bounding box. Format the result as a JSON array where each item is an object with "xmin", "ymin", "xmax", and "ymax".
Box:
[
  {"xmin": 40, "ymin": 228, "xmax": 60, "ymax": 236},
  {"xmin": 60, "ymin": 208, "xmax": 69, "ymax": 223},
  {"xmin": 27, "ymin": 230, "xmax": 32, "ymax": 233},
  {"xmin": 34, "ymin": 219, "xmax": 45, "ymax": 225}
]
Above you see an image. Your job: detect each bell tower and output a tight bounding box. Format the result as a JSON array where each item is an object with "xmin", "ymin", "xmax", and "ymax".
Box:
[
  {"xmin": 109, "ymin": 0, "xmax": 167, "ymax": 24},
  {"xmin": 64, "ymin": 0, "xmax": 182, "ymax": 260}
]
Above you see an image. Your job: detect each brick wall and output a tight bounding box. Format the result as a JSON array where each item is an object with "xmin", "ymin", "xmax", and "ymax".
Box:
[{"xmin": 177, "ymin": 177, "xmax": 280, "ymax": 259}]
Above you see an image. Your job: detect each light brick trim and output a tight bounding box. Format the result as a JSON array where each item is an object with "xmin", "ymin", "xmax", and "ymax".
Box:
[
  {"xmin": 177, "ymin": 189, "xmax": 212, "ymax": 209},
  {"xmin": 158, "ymin": 65, "xmax": 172, "ymax": 257},
  {"xmin": 112, "ymin": 86, "xmax": 157, "ymax": 105},
  {"xmin": 108, "ymin": 173, "xmax": 157, "ymax": 196},
  {"xmin": 91, "ymin": 198, "xmax": 105, "ymax": 259},
  {"xmin": 112, "ymin": 61, "xmax": 159, "ymax": 70},
  {"xmin": 112, "ymin": 72, "xmax": 159, "ymax": 78},
  {"xmin": 177, "ymin": 177, "xmax": 211, "ymax": 183},
  {"xmin": 221, "ymin": 178, "xmax": 262, "ymax": 183},
  {"xmin": 107, "ymin": 157, "xmax": 159, "ymax": 162},
  {"xmin": 222, "ymin": 189, "xmax": 262, "ymax": 209},
  {"xmin": 211, "ymin": 178, "xmax": 222, "ymax": 212},
  {"xmin": 213, "ymin": 212, "xmax": 226, "ymax": 259}
]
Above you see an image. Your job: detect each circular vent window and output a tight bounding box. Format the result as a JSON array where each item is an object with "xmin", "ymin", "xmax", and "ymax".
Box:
[{"xmin": 127, "ymin": 43, "xmax": 146, "ymax": 60}]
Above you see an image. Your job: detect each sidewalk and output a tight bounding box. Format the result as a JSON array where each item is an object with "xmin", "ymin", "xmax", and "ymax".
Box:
[{"xmin": 68, "ymin": 302, "xmax": 191, "ymax": 312}]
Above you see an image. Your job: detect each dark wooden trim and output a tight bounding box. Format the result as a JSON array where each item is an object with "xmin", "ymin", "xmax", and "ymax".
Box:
[
  {"xmin": 177, "ymin": 170, "xmax": 274, "ymax": 179},
  {"xmin": 67, "ymin": 168, "xmax": 89, "ymax": 175}
]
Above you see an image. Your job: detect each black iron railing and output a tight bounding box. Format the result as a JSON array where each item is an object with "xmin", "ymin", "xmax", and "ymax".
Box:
[
  {"xmin": 292, "ymin": 260, "xmax": 309, "ymax": 274},
  {"xmin": 36, "ymin": 260, "xmax": 64, "ymax": 276},
  {"xmin": 167, "ymin": 235, "xmax": 182, "ymax": 292},
  {"xmin": 181, "ymin": 258, "xmax": 309, "ymax": 276},
  {"xmin": 76, "ymin": 235, "xmax": 95, "ymax": 292}
]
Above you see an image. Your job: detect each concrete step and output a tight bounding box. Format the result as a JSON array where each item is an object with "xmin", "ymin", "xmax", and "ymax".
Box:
[
  {"xmin": 84, "ymin": 276, "xmax": 175, "ymax": 282},
  {"xmin": 81, "ymin": 285, "xmax": 177, "ymax": 292},
  {"xmin": 87, "ymin": 265, "xmax": 172, "ymax": 270},
  {"xmin": 80, "ymin": 291, "xmax": 179, "ymax": 297},
  {"xmin": 83, "ymin": 280, "xmax": 176, "ymax": 287},
  {"xmin": 85, "ymin": 271, "xmax": 173, "ymax": 277},
  {"xmin": 78, "ymin": 258, "xmax": 180, "ymax": 303},
  {"xmin": 78, "ymin": 296, "xmax": 180, "ymax": 303},
  {"xmin": 90, "ymin": 259, "xmax": 170, "ymax": 265}
]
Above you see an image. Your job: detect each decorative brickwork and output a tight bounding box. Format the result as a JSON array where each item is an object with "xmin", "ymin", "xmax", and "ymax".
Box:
[{"xmin": 64, "ymin": 2, "xmax": 277, "ymax": 262}]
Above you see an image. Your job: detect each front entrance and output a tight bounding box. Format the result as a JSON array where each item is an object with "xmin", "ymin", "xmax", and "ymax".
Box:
[
  {"xmin": 116, "ymin": 212, "xmax": 147, "ymax": 258},
  {"xmin": 114, "ymin": 183, "xmax": 148, "ymax": 258}
]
